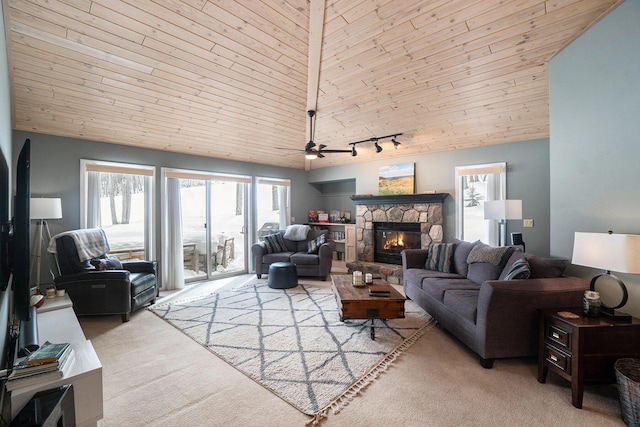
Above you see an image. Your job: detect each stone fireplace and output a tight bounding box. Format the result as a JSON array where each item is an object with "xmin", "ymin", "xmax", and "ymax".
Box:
[
  {"xmin": 351, "ymin": 193, "xmax": 448, "ymax": 264},
  {"xmin": 373, "ymin": 221, "xmax": 421, "ymax": 264}
]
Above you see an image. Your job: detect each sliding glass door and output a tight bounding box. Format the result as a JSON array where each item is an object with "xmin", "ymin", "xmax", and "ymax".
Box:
[{"xmin": 162, "ymin": 169, "xmax": 250, "ymax": 288}]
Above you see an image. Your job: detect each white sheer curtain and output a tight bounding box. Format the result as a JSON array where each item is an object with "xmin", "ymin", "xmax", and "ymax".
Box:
[
  {"xmin": 163, "ymin": 177, "xmax": 184, "ymax": 290},
  {"xmin": 278, "ymin": 185, "xmax": 290, "ymax": 229},
  {"xmin": 86, "ymin": 171, "xmax": 101, "ymax": 228}
]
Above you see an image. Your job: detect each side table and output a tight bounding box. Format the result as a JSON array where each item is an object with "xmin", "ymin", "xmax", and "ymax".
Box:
[{"xmin": 537, "ymin": 308, "xmax": 640, "ymax": 408}]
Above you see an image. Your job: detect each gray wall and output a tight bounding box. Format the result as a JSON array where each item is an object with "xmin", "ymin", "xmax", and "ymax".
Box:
[
  {"xmin": 309, "ymin": 138, "xmax": 551, "ymax": 256},
  {"xmin": 14, "ymin": 130, "xmax": 323, "ymax": 274},
  {"xmin": 549, "ymin": 0, "xmax": 640, "ymax": 316}
]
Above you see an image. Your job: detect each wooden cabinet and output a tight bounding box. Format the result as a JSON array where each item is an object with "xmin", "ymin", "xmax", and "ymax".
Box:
[
  {"xmin": 309, "ymin": 223, "xmax": 356, "ymax": 271},
  {"xmin": 537, "ymin": 308, "xmax": 640, "ymax": 409}
]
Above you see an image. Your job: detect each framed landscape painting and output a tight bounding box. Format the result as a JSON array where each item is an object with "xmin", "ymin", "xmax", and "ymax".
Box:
[{"xmin": 379, "ymin": 163, "xmax": 415, "ymax": 195}]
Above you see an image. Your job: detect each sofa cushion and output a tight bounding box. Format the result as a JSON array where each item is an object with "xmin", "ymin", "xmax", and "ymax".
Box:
[
  {"xmin": 404, "ymin": 269, "xmax": 463, "ymax": 290},
  {"xmin": 426, "ymin": 243, "xmax": 455, "ymax": 272},
  {"xmin": 283, "ymin": 224, "xmax": 310, "ymax": 241},
  {"xmin": 421, "ymin": 277, "xmax": 480, "ymax": 303},
  {"xmin": 503, "ymin": 257, "xmax": 531, "ymax": 280},
  {"xmin": 452, "ymin": 238, "xmax": 479, "ymax": 276},
  {"xmin": 528, "ymin": 256, "xmax": 569, "ymax": 278},
  {"xmin": 264, "ymin": 233, "xmax": 288, "ymax": 253},
  {"xmin": 467, "ymin": 244, "xmax": 514, "ymax": 285},
  {"xmin": 262, "ymin": 252, "xmax": 294, "ymax": 263},
  {"xmin": 291, "ymin": 252, "xmax": 320, "ymax": 265},
  {"xmin": 443, "ymin": 289, "xmax": 479, "ymax": 324},
  {"xmin": 307, "ymin": 233, "xmax": 326, "ymax": 254}
]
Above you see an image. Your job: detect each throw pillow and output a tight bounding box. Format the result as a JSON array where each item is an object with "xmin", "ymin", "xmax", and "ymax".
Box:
[
  {"xmin": 263, "ymin": 233, "xmax": 288, "ymax": 254},
  {"xmin": 452, "ymin": 238, "xmax": 479, "ymax": 276},
  {"xmin": 283, "ymin": 224, "xmax": 311, "ymax": 241},
  {"xmin": 503, "ymin": 258, "xmax": 531, "ymax": 280},
  {"xmin": 467, "ymin": 244, "xmax": 512, "ymax": 265},
  {"xmin": 307, "ymin": 233, "xmax": 326, "ymax": 254},
  {"xmin": 90, "ymin": 256, "xmax": 123, "ymax": 271},
  {"xmin": 426, "ymin": 243, "xmax": 455, "ymax": 273},
  {"xmin": 466, "ymin": 244, "xmax": 514, "ymax": 285}
]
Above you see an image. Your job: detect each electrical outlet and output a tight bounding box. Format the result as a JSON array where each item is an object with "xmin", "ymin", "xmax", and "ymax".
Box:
[
  {"xmin": 291, "ymin": 217, "xmax": 295, "ymax": 223},
  {"xmin": 523, "ymin": 219, "xmax": 534, "ymax": 228}
]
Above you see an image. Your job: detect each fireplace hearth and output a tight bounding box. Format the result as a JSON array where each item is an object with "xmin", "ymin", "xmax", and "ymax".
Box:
[{"xmin": 374, "ymin": 222, "xmax": 421, "ymax": 264}]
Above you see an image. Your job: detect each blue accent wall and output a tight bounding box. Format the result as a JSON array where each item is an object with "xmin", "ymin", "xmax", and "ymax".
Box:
[{"xmin": 549, "ymin": 0, "xmax": 640, "ymax": 315}]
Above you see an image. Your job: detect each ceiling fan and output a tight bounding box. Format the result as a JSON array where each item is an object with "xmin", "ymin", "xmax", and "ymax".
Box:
[{"xmin": 304, "ymin": 110, "xmax": 351, "ymax": 160}]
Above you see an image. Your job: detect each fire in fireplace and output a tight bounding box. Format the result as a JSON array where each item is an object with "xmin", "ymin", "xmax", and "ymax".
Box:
[{"xmin": 374, "ymin": 222, "xmax": 421, "ymax": 264}]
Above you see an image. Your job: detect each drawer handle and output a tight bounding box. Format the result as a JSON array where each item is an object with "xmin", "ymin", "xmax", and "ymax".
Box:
[
  {"xmin": 550, "ymin": 355, "xmax": 558, "ymax": 362},
  {"xmin": 552, "ymin": 332, "xmax": 560, "ymax": 339}
]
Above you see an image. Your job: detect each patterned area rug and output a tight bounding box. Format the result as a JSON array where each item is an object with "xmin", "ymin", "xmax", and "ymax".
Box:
[{"xmin": 149, "ymin": 280, "xmax": 433, "ymax": 423}]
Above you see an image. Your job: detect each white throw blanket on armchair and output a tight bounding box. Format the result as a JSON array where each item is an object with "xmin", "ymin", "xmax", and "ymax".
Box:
[{"xmin": 48, "ymin": 228, "xmax": 111, "ymax": 262}]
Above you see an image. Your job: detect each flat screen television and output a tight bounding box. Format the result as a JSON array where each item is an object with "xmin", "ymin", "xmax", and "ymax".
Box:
[{"xmin": 13, "ymin": 139, "xmax": 31, "ymax": 322}]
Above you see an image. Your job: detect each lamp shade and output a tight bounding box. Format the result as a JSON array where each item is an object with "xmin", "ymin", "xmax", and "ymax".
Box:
[
  {"xmin": 572, "ymin": 232, "xmax": 640, "ymax": 274},
  {"xmin": 483, "ymin": 199, "xmax": 522, "ymax": 220},
  {"xmin": 30, "ymin": 198, "xmax": 63, "ymax": 220}
]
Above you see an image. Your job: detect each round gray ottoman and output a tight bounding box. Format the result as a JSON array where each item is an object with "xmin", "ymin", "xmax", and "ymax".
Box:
[{"xmin": 268, "ymin": 262, "xmax": 298, "ymax": 289}]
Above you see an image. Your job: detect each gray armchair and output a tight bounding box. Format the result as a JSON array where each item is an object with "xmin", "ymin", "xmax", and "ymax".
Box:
[{"xmin": 252, "ymin": 229, "xmax": 335, "ymax": 280}]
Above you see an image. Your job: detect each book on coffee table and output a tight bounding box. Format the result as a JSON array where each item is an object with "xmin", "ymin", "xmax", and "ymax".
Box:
[{"xmin": 368, "ymin": 284, "xmax": 392, "ymax": 297}]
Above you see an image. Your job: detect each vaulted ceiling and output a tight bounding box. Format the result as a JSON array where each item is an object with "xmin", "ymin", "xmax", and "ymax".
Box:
[{"xmin": 3, "ymin": 0, "xmax": 622, "ymax": 170}]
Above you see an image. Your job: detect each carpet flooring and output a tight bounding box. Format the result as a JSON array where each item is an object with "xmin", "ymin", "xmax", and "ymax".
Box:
[
  {"xmin": 79, "ymin": 275, "xmax": 625, "ymax": 426},
  {"xmin": 149, "ymin": 279, "xmax": 433, "ymax": 421}
]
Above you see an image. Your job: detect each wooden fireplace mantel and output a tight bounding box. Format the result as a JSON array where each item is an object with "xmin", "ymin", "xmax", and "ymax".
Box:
[{"xmin": 350, "ymin": 193, "xmax": 449, "ymax": 205}]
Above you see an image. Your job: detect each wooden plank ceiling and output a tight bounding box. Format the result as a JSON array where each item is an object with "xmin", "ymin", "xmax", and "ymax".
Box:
[{"xmin": 4, "ymin": 0, "xmax": 622, "ymax": 170}]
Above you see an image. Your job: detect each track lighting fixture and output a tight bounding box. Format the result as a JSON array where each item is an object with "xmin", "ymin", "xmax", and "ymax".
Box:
[
  {"xmin": 301, "ymin": 110, "xmax": 402, "ymax": 159},
  {"xmin": 348, "ymin": 133, "xmax": 403, "ymax": 154}
]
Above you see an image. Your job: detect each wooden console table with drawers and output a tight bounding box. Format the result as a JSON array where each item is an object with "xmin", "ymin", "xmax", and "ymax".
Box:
[{"xmin": 537, "ymin": 308, "xmax": 640, "ymax": 408}]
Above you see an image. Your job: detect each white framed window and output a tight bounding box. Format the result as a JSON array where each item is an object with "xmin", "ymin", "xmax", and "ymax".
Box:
[
  {"xmin": 80, "ymin": 160, "xmax": 155, "ymax": 259},
  {"xmin": 455, "ymin": 162, "xmax": 506, "ymax": 245},
  {"xmin": 255, "ymin": 177, "xmax": 291, "ymax": 242}
]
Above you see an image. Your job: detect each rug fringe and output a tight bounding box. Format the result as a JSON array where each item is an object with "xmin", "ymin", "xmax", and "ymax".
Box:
[{"xmin": 305, "ymin": 318, "xmax": 436, "ymax": 426}]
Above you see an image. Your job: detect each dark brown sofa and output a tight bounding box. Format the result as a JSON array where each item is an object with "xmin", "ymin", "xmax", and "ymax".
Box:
[{"xmin": 402, "ymin": 240, "xmax": 589, "ymax": 368}]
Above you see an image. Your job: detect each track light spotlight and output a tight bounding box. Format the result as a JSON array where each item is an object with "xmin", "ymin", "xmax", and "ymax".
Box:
[
  {"xmin": 374, "ymin": 140, "xmax": 382, "ymax": 153},
  {"xmin": 351, "ymin": 145, "xmax": 357, "ymax": 157},
  {"xmin": 392, "ymin": 137, "xmax": 401, "ymax": 149}
]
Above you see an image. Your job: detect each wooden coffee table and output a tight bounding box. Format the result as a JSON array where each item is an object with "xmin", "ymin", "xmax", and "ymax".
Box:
[{"xmin": 331, "ymin": 274, "xmax": 406, "ymax": 340}]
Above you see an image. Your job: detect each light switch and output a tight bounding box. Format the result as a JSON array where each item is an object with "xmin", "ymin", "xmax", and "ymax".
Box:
[{"xmin": 523, "ymin": 219, "xmax": 534, "ymax": 228}]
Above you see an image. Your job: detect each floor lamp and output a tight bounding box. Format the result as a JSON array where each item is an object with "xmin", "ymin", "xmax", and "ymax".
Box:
[
  {"xmin": 30, "ymin": 198, "xmax": 62, "ymax": 288},
  {"xmin": 483, "ymin": 199, "xmax": 522, "ymax": 246}
]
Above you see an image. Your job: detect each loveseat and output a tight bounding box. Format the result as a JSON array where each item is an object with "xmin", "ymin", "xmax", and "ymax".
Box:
[
  {"xmin": 402, "ymin": 239, "xmax": 589, "ymax": 368},
  {"xmin": 252, "ymin": 225, "xmax": 335, "ymax": 280}
]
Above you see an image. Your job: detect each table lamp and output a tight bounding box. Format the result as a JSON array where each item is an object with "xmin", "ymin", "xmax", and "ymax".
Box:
[
  {"xmin": 572, "ymin": 231, "xmax": 640, "ymax": 318},
  {"xmin": 483, "ymin": 199, "xmax": 522, "ymax": 246}
]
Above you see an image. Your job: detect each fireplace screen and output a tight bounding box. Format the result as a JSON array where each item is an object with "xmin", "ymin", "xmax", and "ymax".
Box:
[{"xmin": 374, "ymin": 222, "xmax": 421, "ymax": 264}]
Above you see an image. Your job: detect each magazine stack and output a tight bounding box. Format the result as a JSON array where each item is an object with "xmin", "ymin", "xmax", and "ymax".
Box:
[{"xmin": 6, "ymin": 342, "xmax": 74, "ymax": 391}]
